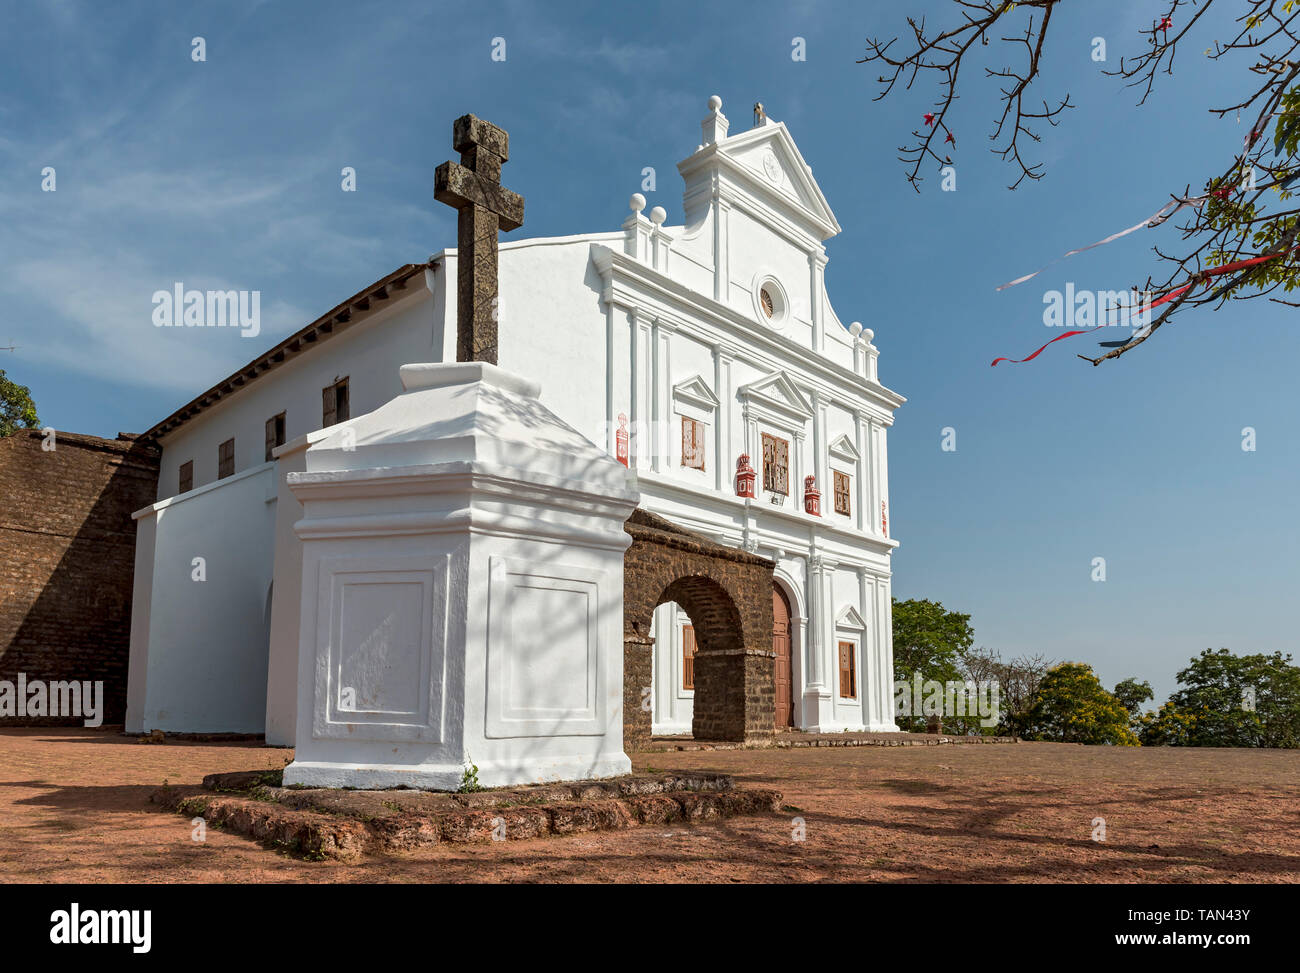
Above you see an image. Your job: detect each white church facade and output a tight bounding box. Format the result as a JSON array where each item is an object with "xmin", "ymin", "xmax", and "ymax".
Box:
[{"xmin": 124, "ymin": 97, "xmax": 904, "ymax": 762}]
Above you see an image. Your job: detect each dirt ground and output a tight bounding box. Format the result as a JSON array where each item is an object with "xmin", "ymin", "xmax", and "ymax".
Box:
[{"xmin": 0, "ymin": 727, "xmax": 1296, "ymax": 883}]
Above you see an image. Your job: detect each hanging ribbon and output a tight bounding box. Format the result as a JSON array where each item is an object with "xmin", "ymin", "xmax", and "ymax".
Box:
[
  {"xmin": 991, "ymin": 247, "xmax": 1296, "ymax": 365},
  {"xmin": 996, "ymin": 195, "xmax": 1209, "ymax": 290}
]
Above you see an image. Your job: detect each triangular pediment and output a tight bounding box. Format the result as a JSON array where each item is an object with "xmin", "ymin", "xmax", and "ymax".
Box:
[
  {"xmin": 681, "ymin": 120, "xmax": 841, "ymax": 240},
  {"xmin": 731, "ymin": 136, "xmax": 817, "ymax": 206},
  {"xmin": 836, "ymin": 605, "xmax": 866, "ymax": 631},
  {"xmin": 828, "ymin": 434, "xmax": 859, "ymax": 464},
  {"xmin": 738, "ymin": 370, "xmax": 813, "ymax": 422},
  {"xmin": 672, "ymin": 374, "xmax": 721, "ymax": 411}
]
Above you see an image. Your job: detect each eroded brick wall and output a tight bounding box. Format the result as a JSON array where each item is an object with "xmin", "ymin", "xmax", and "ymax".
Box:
[
  {"xmin": 623, "ymin": 509, "xmax": 775, "ymax": 745},
  {"xmin": 0, "ymin": 430, "xmax": 160, "ymax": 725}
]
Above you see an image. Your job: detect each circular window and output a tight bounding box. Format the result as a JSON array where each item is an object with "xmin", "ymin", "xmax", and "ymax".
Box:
[{"xmin": 752, "ymin": 275, "xmax": 788, "ymax": 327}]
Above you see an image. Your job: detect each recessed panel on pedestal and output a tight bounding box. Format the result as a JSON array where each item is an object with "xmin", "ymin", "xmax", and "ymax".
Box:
[
  {"xmin": 313, "ymin": 554, "xmax": 448, "ymax": 742},
  {"xmin": 485, "ymin": 556, "xmax": 604, "ymax": 738}
]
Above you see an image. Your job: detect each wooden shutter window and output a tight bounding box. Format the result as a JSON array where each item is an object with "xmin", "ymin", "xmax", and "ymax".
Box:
[
  {"xmin": 323, "ymin": 377, "xmax": 350, "ymax": 427},
  {"xmin": 682, "ymin": 417, "xmax": 705, "ymax": 470},
  {"xmin": 761, "ymin": 433, "xmax": 789, "ymax": 495},
  {"xmin": 265, "ymin": 413, "xmax": 286, "ymax": 462},
  {"xmin": 322, "ymin": 385, "xmax": 336, "ymax": 428},
  {"xmin": 178, "ymin": 460, "xmax": 193, "ymax": 495},
  {"xmin": 833, "ymin": 471, "xmax": 851, "ymax": 516},
  {"xmin": 335, "ymin": 378, "xmax": 350, "ymax": 423},
  {"xmin": 217, "ymin": 438, "xmax": 235, "ymax": 480},
  {"xmin": 682, "ymin": 625, "xmax": 696, "ymax": 690},
  {"xmin": 838, "ymin": 640, "xmax": 856, "ymax": 698}
]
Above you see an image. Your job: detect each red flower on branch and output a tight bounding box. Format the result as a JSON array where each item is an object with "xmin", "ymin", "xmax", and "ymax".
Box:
[{"xmin": 923, "ymin": 112, "xmax": 935, "ymax": 126}]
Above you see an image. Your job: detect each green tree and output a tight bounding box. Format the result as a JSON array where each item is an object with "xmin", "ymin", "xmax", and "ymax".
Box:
[
  {"xmin": 892, "ymin": 598, "xmax": 972, "ymax": 683},
  {"xmin": 1015, "ymin": 662, "xmax": 1139, "ymax": 746},
  {"xmin": 1137, "ymin": 701, "xmax": 1199, "ymax": 747},
  {"xmin": 1113, "ymin": 677, "xmax": 1155, "ymax": 727},
  {"xmin": 1146, "ymin": 649, "xmax": 1300, "ymax": 748},
  {"xmin": 0, "ymin": 369, "xmax": 40, "ymax": 438},
  {"xmin": 891, "ymin": 598, "xmax": 974, "ymax": 732}
]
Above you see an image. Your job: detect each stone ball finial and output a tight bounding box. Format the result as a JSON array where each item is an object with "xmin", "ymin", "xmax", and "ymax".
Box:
[
  {"xmin": 649, "ymin": 205, "xmax": 667, "ymax": 226},
  {"xmin": 708, "ymin": 95, "xmax": 722, "ymax": 112},
  {"xmin": 849, "ymin": 321, "xmax": 863, "ymax": 337},
  {"xmin": 862, "ymin": 327, "xmax": 875, "ymax": 343},
  {"xmin": 629, "ymin": 193, "xmax": 646, "ymax": 214}
]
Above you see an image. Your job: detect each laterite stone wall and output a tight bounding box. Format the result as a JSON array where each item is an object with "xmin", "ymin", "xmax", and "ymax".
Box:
[{"xmin": 0, "ymin": 429, "xmax": 160, "ymax": 725}]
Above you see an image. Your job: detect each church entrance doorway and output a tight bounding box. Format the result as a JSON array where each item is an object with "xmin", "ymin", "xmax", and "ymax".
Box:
[{"xmin": 773, "ymin": 583, "xmax": 793, "ymax": 729}]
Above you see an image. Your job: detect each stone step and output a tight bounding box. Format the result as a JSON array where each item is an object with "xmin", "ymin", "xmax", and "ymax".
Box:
[{"xmin": 152, "ymin": 772, "xmax": 780, "ymax": 861}]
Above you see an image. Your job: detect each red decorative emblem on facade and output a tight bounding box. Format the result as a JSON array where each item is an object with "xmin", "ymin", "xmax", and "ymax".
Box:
[
  {"xmin": 881, "ymin": 500, "xmax": 888, "ymax": 536},
  {"xmin": 803, "ymin": 474, "xmax": 821, "ymax": 516},
  {"xmin": 616, "ymin": 413, "xmax": 629, "ymax": 467},
  {"xmin": 735, "ymin": 454, "xmax": 756, "ymax": 498}
]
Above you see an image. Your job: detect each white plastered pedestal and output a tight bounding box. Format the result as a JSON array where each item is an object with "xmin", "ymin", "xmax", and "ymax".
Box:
[{"xmin": 281, "ymin": 362, "xmax": 639, "ymax": 790}]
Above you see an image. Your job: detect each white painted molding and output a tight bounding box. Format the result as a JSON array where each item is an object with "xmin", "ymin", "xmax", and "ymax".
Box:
[
  {"xmin": 738, "ymin": 369, "xmax": 814, "ymax": 424},
  {"xmin": 835, "ymin": 605, "xmax": 867, "ymax": 631},
  {"xmin": 828, "ymin": 433, "xmax": 860, "ymax": 464}
]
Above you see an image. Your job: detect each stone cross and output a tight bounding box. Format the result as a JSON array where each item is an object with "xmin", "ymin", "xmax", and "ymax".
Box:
[{"xmin": 434, "ymin": 114, "xmax": 525, "ymax": 365}]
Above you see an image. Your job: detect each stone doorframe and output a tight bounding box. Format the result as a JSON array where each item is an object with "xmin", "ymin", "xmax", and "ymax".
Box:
[{"xmin": 622, "ymin": 509, "xmax": 775, "ymax": 748}]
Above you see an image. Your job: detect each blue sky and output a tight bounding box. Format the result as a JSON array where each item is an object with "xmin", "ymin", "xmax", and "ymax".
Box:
[{"xmin": 2, "ymin": 0, "xmax": 1294, "ymax": 705}]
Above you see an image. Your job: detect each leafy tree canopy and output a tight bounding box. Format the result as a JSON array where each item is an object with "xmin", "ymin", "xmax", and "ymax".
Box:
[
  {"xmin": 0, "ymin": 369, "xmax": 39, "ymax": 438},
  {"xmin": 1015, "ymin": 662, "xmax": 1140, "ymax": 746},
  {"xmin": 1113, "ymin": 677, "xmax": 1155, "ymax": 720},
  {"xmin": 1143, "ymin": 648, "xmax": 1300, "ymax": 747},
  {"xmin": 891, "ymin": 598, "xmax": 973, "ymax": 685}
]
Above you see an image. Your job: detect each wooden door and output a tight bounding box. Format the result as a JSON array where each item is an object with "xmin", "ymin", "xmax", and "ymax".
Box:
[
  {"xmin": 773, "ymin": 584, "xmax": 794, "ymax": 729},
  {"xmin": 681, "ymin": 625, "xmax": 696, "ymax": 691}
]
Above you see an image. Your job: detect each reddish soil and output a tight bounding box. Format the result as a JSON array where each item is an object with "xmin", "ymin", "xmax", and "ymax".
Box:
[{"xmin": 1, "ymin": 727, "xmax": 1296, "ymax": 883}]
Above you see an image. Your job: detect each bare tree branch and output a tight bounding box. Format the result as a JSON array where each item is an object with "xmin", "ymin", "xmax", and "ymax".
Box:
[{"xmin": 863, "ymin": 0, "xmax": 1300, "ymax": 364}]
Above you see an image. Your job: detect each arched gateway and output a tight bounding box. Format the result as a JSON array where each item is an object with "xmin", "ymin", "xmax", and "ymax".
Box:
[{"xmin": 623, "ymin": 509, "xmax": 776, "ymax": 747}]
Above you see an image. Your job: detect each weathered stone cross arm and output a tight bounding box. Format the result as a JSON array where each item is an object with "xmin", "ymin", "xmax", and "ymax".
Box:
[
  {"xmin": 433, "ymin": 121, "xmax": 524, "ymax": 231},
  {"xmin": 434, "ymin": 114, "xmax": 525, "ymax": 365}
]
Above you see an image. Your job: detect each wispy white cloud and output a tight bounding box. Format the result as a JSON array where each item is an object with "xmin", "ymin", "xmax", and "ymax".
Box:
[{"xmin": 0, "ymin": 251, "xmax": 309, "ymax": 392}]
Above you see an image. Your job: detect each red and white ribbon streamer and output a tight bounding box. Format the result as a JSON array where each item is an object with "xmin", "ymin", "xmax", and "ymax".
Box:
[{"xmin": 991, "ymin": 248, "xmax": 1295, "ymax": 366}]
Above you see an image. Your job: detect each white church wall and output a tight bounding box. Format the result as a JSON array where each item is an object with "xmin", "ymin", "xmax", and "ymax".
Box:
[
  {"xmin": 725, "ymin": 208, "xmax": 816, "ymax": 340},
  {"xmin": 124, "ymin": 514, "xmax": 157, "ymax": 734},
  {"xmin": 154, "ymin": 281, "xmax": 441, "ymax": 501},
  {"xmin": 496, "ymin": 237, "xmax": 615, "ymax": 451},
  {"xmin": 669, "ymin": 332, "xmax": 715, "ymax": 388},
  {"xmin": 825, "ymin": 401, "xmax": 856, "ymax": 445},
  {"xmin": 262, "ymin": 432, "xmax": 320, "ymax": 747},
  {"xmin": 649, "ymin": 601, "xmax": 694, "ymax": 735},
  {"xmin": 663, "ymin": 230, "xmax": 716, "ymax": 298},
  {"xmin": 632, "ymin": 477, "xmax": 746, "ymax": 544},
  {"xmin": 127, "ymin": 463, "xmax": 276, "ymax": 733},
  {"xmin": 819, "ymin": 283, "xmax": 856, "ymax": 373}
]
